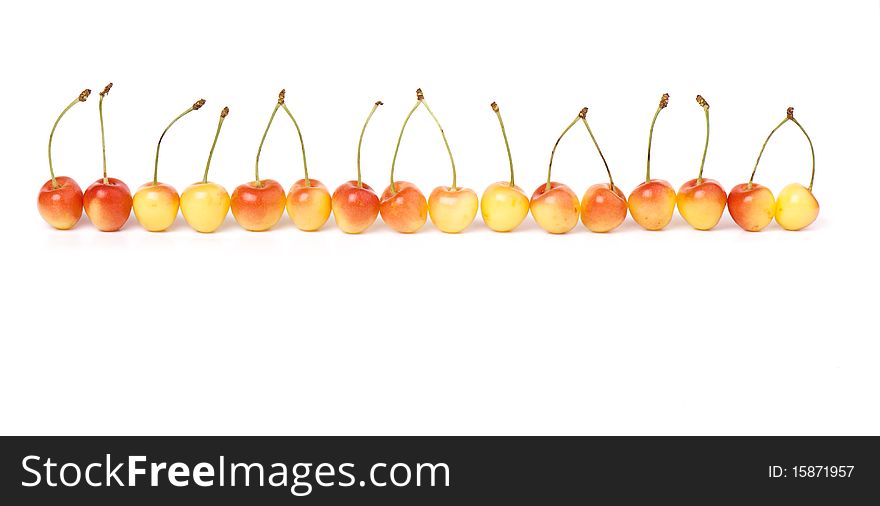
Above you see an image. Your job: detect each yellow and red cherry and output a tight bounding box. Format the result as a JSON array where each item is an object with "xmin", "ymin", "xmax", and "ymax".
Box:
[
  {"xmin": 380, "ymin": 182, "xmax": 428, "ymax": 233},
  {"xmin": 481, "ymin": 102, "xmax": 529, "ymax": 232},
  {"xmin": 232, "ymin": 179, "xmax": 285, "ymax": 232},
  {"xmin": 773, "ymin": 108, "xmax": 819, "ymax": 230},
  {"xmin": 133, "ymin": 98, "xmax": 204, "ymax": 232},
  {"xmin": 581, "ymin": 184, "xmax": 627, "ymax": 233},
  {"xmin": 268, "ymin": 89, "xmax": 330, "ymax": 231},
  {"xmin": 83, "ymin": 84, "xmax": 133, "ymax": 232},
  {"xmin": 180, "ymin": 107, "xmax": 231, "ymax": 233},
  {"xmin": 287, "ymin": 178, "xmax": 331, "ymax": 231},
  {"xmin": 231, "ymin": 91, "xmax": 289, "ymax": 231},
  {"xmin": 331, "ymin": 101, "xmax": 383, "ymax": 234},
  {"xmin": 38, "ymin": 88, "xmax": 90, "ymax": 230},
  {"xmin": 577, "ymin": 108, "xmax": 627, "ymax": 232},
  {"xmin": 529, "ymin": 108, "xmax": 587, "ymax": 234},
  {"xmin": 416, "ymin": 90, "xmax": 476, "ymax": 233},
  {"xmin": 379, "ymin": 89, "xmax": 432, "ymax": 233},
  {"xmin": 728, "ymin": 183, "xmax": 775, "ymax": 231},
  {"xmin": 628, "ymin": 93, "xmax": 676, "ymax": 231},
  {"xmin": 333, "ymin": 180, "xmax": 380, "ymax": 234},
  {"xmin": 530, "ymin": 182, "xmax": 580, "ymax": 234},
  {"xmin": 676, "ymin": 95, "xmax": 727, "ymax": 230}
]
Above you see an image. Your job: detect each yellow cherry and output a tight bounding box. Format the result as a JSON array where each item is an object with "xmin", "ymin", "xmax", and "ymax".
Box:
[
  {"xmin": 480, "ymin": 102, "xmax": 529, "ymax": 232},
  {"xmin": 429, "ymin": 186, "xmax": 478, "ymax": 233},
  {"xmin": 133, "ymin": 183, "xmax": 180, "ymax": 232},
  {"xmin": 133, "ymin": 99, "xmax": 204, "ymax": 232},
  {"xmin": 180, "ymin": 106, "xmax": 230, "ymax": 233},
  {"xmin": 775, "ymin": 183, "xmax": 819, "ymax": 230},
  {"xmin": 180, "ymin": 182, "xmax": 230, "ymax": 233},
  {"xmin": 481, "ymin": 182, "xmax": 529, "ymax": 232}
]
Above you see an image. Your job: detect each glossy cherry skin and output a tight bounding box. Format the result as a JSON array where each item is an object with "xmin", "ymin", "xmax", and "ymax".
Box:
[
  {"xmin": 775, "ymin": 183, "xmax": 819, "ymax": 231},
  {"xmin": 332, "ymin": 181, "xmax": 380, "ymax": 234},
  {"xmin": 231, "ymin": 179, "xmax": 286, "ymax": 231},
  {"xmin": 727, "ymin": 183, "xmax": 775, "ymax": 232},
  {"xmin": 581, "ymin": 183, "xmax": 627, "ymax": 233},
  {"xmin": 83, "ymin": 177, "xmax": 133, "ymax": 232},
  {"xmin": 428, "ymin": 186, "xmax": 478, "ymax": 233},
  {"xmin": 627, "ymin": 179, "xmax": 676, "ymax": 231},
  {"xmin": 38, "ymin": 176, "xmax": 83, "ymax": 230},
  {"xmin": 379, "ymin": 181, "xmax": 428, "ymax": 233},
  {"xmin": 480, "ymin": 182, "xmax": 529, "ymax": 232},
  {"xmin": 132, "ymin": 182, "xmax": 180, "ymax": 232},
  {"xmin": 530, "ymin": 182, "xmax": 580, "ymax": 234},
  {"xmin": 287, "ymin": 179, "xmax": 331, "ymax": 231},
  {"xmin": 676, "ymin": 178, "xmax": 727, "ymax": 231}
]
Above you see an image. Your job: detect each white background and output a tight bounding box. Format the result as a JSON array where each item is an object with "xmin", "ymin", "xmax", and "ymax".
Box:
[{"xmin": 1, "ymin": 0, "xmax": 878, "ymax": 435}]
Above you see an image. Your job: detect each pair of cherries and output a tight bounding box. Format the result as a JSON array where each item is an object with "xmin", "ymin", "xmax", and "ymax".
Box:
[
  {"xmin": 38, "ymin": 84, "xmax": 134, "ymax": 232},
  {"xmin": 530, "ymin": 94, "xmax": 819, "ymax": 234}
]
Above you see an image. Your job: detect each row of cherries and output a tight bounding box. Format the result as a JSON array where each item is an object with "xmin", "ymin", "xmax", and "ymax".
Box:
[{"xmin": 38, "ymin": 86, "xmax": 819, "ymax": 234}]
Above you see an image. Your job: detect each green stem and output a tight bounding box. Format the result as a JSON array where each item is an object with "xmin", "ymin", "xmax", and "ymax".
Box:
[
  {"xmin": 580, "ymin": 116, "xmax": 615, "ymax": 189},
  {"xmin": 697, "ymin": 99, "xmax": 710, "ymax": 183},
  {"xmin": 390, "ymin": 100, "xmax": 422, "ymax": 194},
  {"xmin": 99, "ymin": 93, "xmax": 109, "ymax": 184},
  {"xmin": 48, "ymin": 90, "xmax": 89, "ymax": 187},
  {"xmin": 749, "ymin": 116, "xmax": 789, "ymax": 188},
  {"xmin": 154, "ymin": 100, "xmax": 203, "ymax": 185},
  {"xmin": 545, "ymin": 114, "xmax": 580, "ymax": 191},
  {"xmin": 491, "ymin": 102, "xmax": 515, "ymax": 187},
  {"xmin": 789, "ymin": 117, "xmax": 816, "ymax": 191},
  {"xmin": 255, "ymin": 103, "xmax": 282, "ymax": 187},
  {"xmin": 645, "ymin": 94, "xmax": 669, "ymax": 183},
  {"xmin": 420, "ymin": 98, "xmax": 457, "ymax": 189},
  {"xmin": 280, "ymin": 103, "xmax": 309, "ymax": 186},
  {"xmin": 203, "ymin": 107, "xmax": 228, "ymax": 184},
  {"xmin": 357, "ymin": 101, "xmax": 383, "ymax": 187}
]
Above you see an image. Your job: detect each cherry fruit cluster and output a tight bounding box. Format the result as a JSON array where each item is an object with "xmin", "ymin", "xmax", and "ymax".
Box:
[{"xmin": 38, "ymin": 86, "xmax": 819, "ymax": 234}]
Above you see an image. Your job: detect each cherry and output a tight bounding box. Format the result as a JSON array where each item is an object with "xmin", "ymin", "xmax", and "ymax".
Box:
[
  {"xmin": 83, "ymin": 83, "xmax": 133, "ymax": 232},
  {"xmin": 38, "ymin": 88, "xmax": 90, "ymax": 230}
]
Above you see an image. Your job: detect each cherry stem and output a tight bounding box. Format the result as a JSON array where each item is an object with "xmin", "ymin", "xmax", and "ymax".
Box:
[
  {"xmin": 748, "ymin": 114, "xmax": 789, "ymax": 189},
  {"xmin": 357, "ymin": 101, "xmax": 383, "ymax": 187},
  {"xmin": 545, "ymin": 113, "xmax": 580, "ymax": 191},
  {"xmin": 579, "ymin": 111, "xmax": 615, "ymax": 190},
  {"xmin": 491, "ymin": 102, "xmax": 515, "ymax": 187},
  {"xmin": 254, "ymin": 101, "xmax": 282, "ymax": 188},
  {"xmin": 48, "ymin": 89, "xmax": 90, "ymax": 188},
  {"xmin": 749, "ymin": 107, "xmax": 816, "ymax": 191},
  {"xmin": 154, "ymin": 99, "xmax": 204, "ymax": 185},
  {"xmin": 203, "ymin": 107, "xmax": 228, "ymax": 184},
  {"xmin": 390, "ymin": 98, "xmax": 422, "ymax": 194},
  {"xmin": 98, "ymin": 83, "xmax": 112, "ymax": 184},
  {"xmin": 645, "ymin": 93, "xmax": 669, "ymax": 183},
  {"xmin": 789, "ymin": 115, "xmax": 816, "ymax": 191},
  {"xmin": 696, "ymin": 95, "xmax": 710, "ymax": 183},
  {"xmin": 277, "ymin": 91, "xmax": 309, "ymax": 186},
  {"xmin": 419, "ymin": 94, "xmax": 457, "ymax": 189}
]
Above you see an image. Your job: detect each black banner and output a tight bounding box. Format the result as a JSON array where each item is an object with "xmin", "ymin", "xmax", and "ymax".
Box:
[{"xmin": 1, "ymin": 437, "xmax": 875, "ymax": 503}]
